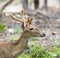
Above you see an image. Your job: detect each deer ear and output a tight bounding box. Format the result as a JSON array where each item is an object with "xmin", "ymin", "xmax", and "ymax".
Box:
[
  {"xmin": 30, "ymin": 18, "xmax": 33, "ymax": 24},
  {"xmin": 27, "ymin": 17, "xmax": 33, "ymax": 25},
  {"xmin": 26, "ymin": 17, "xmax": 33, "ymax": 27}
]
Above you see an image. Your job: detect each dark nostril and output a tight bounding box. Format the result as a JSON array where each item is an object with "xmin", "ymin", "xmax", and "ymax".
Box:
[
  {"xmin": 43, "ymin": 33, "xmax": 46, "ymax": 36},
  {"xmin": 40, "ymin": 33, "xmax": 46, "ymax": 37}
]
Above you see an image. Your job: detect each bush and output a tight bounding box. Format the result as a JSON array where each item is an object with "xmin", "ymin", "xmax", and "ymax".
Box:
[
  {"xmin": 0, "ymin": 24, "xmax": 6, "ymax": 32},
  {"xmin": 18, "ymin": 41, "xmax": 53, "ymax": 58},
  {"xmin": 50, "ymin": 44, "xmax": 60, "ymax": 57}
]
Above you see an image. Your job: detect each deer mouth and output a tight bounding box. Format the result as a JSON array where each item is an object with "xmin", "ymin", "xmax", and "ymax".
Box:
[{"xmin": 32, "ymin": 33, "xmax": 46, "ymax": 37}]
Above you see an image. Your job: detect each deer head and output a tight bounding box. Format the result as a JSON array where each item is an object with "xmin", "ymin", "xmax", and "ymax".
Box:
[
  {"xmin": 10, "ymin": 10, "xmax": 45, "ymax": 37},
  {"xmin": 0, "ymin": 10, "xmax": 46, "ymax": 58},
  {"xmin": 23, "ymin": 17, "xmax": 45, "ymax": 37}
]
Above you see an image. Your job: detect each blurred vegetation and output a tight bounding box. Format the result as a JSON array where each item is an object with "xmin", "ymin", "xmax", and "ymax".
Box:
[
  {"xmin": 0, "ymin": 0, "xmax": 5, "ymax": 3},
  {"xmin": 50, "ymin": 44, "xmax": 60, "ymax": 58},
  {"xmin": 15, "ymin": 0, "xmax": 21, "ymax": 4},
  {"xmin": 0, "ymin": 23, "xmax": 6, "ymax": 32},
  {"xmin": 14, "ymin": 26, "xmax": 22, "ymax": 33},
  {"xmin": 18, "ymin": 41, "xmax": 53, "ymax": 58}
]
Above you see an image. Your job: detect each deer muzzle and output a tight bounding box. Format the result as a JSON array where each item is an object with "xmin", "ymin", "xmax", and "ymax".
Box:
[{"xmin": 39, "ymin": 33, "xmax": 46, "ymax": 37}]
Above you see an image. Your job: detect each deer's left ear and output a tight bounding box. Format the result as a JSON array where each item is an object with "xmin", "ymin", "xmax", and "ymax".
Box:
[
  {"xmin": 26, "ymin": 17, "xmax": 33, "ymax": 27},
  {"xmin": 30, "ymin": 18, "xmax": 33, "ymax": 24},
  {"xmin": 27, "ymin": 17, "xmax": 33, "ymax": 25}
]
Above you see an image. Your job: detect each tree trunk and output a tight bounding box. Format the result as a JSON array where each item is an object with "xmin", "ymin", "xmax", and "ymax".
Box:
[
  {"xmin": 59, "ymin": 0, "xmax": 60, "ymax": 9},
  {"xmin": 44, "ymin": 0, "xmax": 48, "ymax": 11},
  {"xmin": 34, "ymin": 0, "xmax": 39, "ymax": 10},
  {"xmin": 0, "ymin": 0, "xmax": 14, "ymax": 12},
  {"xmin": 22, "ymin": 0, "xmax": 28, "ymax": 10},
  {"xmin": 0, "ymin": 0, "xmax": 14, "ymax": 22}
]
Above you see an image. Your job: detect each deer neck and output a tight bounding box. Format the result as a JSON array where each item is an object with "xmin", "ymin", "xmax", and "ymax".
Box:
[{"xmin": 12, "ymin": 31, "xmax": 31, "ymax": 56}]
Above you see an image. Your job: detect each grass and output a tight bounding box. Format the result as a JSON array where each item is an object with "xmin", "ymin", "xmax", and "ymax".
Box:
[
  {"xmin": 18, "ymin": 41, "xmax": 53, "ymax": 58},
  {"xmin": 50, "ymin": 44, "xmax": 60, "ymax": 57},
  {"xmin": 0, "ymin": 24, "xmax": 6, "ymax": 32}
]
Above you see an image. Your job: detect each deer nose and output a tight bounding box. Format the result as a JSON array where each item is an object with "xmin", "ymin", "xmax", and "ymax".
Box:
[
  {"xmin": 40, "ymin": 33, "xmax": 46, "ymax": 37},
  {"xmin": 43, "ymin": 33, "xmax": 46, "ymax": 37}
]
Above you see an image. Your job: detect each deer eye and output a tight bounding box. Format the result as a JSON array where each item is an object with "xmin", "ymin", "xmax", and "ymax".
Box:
[{"xmin": 29, "ymin": 28, "xmax": 33, "ymax": 30}]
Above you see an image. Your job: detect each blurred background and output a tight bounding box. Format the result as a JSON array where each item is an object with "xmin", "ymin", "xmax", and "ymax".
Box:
[{"xmin": 0, "ymin": 0, "xmax": 60, "ymax": 49}]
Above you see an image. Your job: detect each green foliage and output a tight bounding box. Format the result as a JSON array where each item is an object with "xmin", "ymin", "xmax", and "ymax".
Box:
[
  {"xmin": 29, "ymin": 41, "xmax": 53, "ymax": 58},
  {"xmin": 10, "ymin": 35, "xmax": 20, "ymax": 43},
  {"xmin": 0, "ymin": 0, "xmax": 5, "ymax": 3},
  {"xmin": 18, "ymin": 52, "xmax": 32, "ymax": 58},
  {"xmin": 18, "ymin": 41, "xmax": 53, "ymax": 58},
  {"xmin": 15, "ymin": 0, "xmax": 21, "ymax": 4},
  {"xmin": 51, "ymin": 44, "xmax": 60, "ymax": 57},
  {"xmin": 0, "ymin": 24, "xmax": 6, "ymax": 32},
  {"xmin": 10, "ymin": 37, "xmax": 17, "ymax": 42}
]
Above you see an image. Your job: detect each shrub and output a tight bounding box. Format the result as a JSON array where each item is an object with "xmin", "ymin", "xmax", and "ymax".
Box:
[
  {"xmin": 0, "ymin": 24, "xmax": 6, "ymax": 32},
  {"xmin": 51, "ymin": 44, "xmax": 60, "ymax": 57},
  {"xmin": 18, "ymin": 41, "xmax": 53, "ymax": 58}
]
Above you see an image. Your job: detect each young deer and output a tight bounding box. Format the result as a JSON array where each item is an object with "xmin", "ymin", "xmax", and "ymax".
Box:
[{"xmin": 0, "ymin": 11, "xmax": 45, "ymax": 58}]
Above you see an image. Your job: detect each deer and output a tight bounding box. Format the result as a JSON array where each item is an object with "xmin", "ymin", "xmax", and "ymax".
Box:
[{"xmin": 0, "ymin": 10, "xmax": 45, "ymax": 58}]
